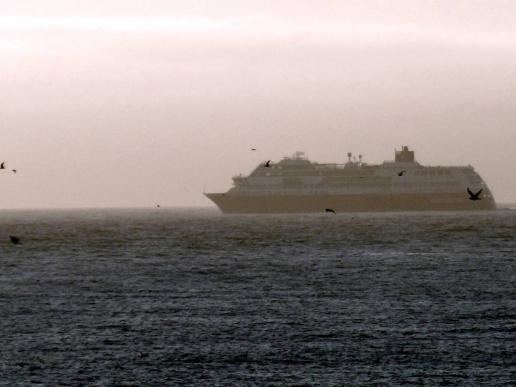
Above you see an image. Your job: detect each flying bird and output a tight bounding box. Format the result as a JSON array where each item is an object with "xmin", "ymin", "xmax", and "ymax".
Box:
[
  {"xmin": 398, "ymin": 170, "xmax": 406, "ymax": 176},
  {"xmin": 0, "ymin": 162, "xmax": 5, "ymax": 169},
  {"xmin": 156, "ymin": 204, "xmax": 160, "ymax": 208},
  {"xmin": 325, "ymin": 208, "xmax": 336, "ymax": 214},
  {"xmin": 467, "ymin": 188, "xmax": 483, "ymax": 201},
  {"xmin": 251, "ymin": 148, "xmax": 256, "ymax": 151},
  {"xmin": 12, "ymin": 169, "xmax": 17, "ymax": 174},
  {"xmin": 264, "ymin": 160, "xmax": 272, "ymax": 167},
  {"xmin": 9, "ymin": 236, "xmax": 20, "ymax": 245}
]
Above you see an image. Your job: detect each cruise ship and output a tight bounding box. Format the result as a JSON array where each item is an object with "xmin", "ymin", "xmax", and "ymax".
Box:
[{"xmin": 205, "ymin": 146, "xmax": 496, "ymax": 213}]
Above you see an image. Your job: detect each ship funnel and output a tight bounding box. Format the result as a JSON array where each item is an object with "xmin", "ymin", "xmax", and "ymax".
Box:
[{"xmin": 395, "ymin": 146, "xmax": 415, "ymax": 163}]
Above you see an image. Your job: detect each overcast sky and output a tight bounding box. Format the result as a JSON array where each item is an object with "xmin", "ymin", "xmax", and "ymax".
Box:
[{"xmin": 2, "ymin": 0, "xmax": 516, "ymax": 208}]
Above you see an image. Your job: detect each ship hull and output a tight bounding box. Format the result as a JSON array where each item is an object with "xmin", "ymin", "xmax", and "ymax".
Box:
[{"xmin": 205, "ymin": 192, "xmax": 496, "ymax": 214}]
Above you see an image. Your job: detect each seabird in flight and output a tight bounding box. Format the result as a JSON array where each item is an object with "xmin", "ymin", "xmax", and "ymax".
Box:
[
  {"xmin": 264, "ymin": 160, "xmax": 272, "ymax": 167},
  {"xmin": 467, "ymin": 188, "xmax": 483, "ymax": 201},
  {"xmin": 325, "ymin": 208, "xmax": 336, "ymax": 214}
]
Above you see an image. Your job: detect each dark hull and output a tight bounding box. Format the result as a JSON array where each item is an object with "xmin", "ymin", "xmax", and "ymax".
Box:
[{"xmin": 205, "ymin": 192, "xmax": 496, "ymax": 214}]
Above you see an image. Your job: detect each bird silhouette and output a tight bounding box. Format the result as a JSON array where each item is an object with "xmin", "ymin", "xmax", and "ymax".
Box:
[
  {"xmin": 251, "ymin": 148, "xmax": 256, "ymax": 151},
  {"xmin": 264, "ymin": 160, "xmax": 272, "ymax": 167},
  {"xmin": 325, "ymin": 208, "xmax": 336, "ymax": 214},
  {"xmin": 12, "ymin": 169, "xmax": 17, "ymax": 174},
  {"xmin": 156, "ymin": 204, "xmax": 160, "ymax": 208},
  {"xmin": 9, "ymin": 236, "xmax": 20, "ymax": 245},
  {"xmin": 467, "ymin": 188, "xmax": 483, "ymax": 201},
  {"xmin": 0, "ymin": 162, "xmax": 5, "ymax": 169},
  {"xmin": 398, "ymin": 170, "xmax": 406, "ymax": 176}
]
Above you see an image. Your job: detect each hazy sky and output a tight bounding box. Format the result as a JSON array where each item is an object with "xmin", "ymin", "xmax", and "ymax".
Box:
[{"xmin": 2, "ymin": 0, "xmax": 516, "ymax": 207}]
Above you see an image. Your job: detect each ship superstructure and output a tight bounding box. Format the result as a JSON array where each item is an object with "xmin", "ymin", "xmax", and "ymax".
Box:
[{"xmin": 205, "ymin": 146, "xmax": 496, "ymax": 213}]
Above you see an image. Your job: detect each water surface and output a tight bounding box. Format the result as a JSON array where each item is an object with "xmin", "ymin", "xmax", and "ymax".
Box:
[{"xmin": 1, "ymin": 208, "xmax": 515, "ymax": 385}]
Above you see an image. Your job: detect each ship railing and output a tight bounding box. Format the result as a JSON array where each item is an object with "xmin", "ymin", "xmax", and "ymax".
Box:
[{"xmin": 234, "ymin": 182, "xmax": 466, "ymax": 196}]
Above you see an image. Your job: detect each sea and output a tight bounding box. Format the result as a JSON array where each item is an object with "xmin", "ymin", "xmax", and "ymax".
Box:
[{"xmin": 1, "ymin": 207, "xmax": 515, "ymax": 386}]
